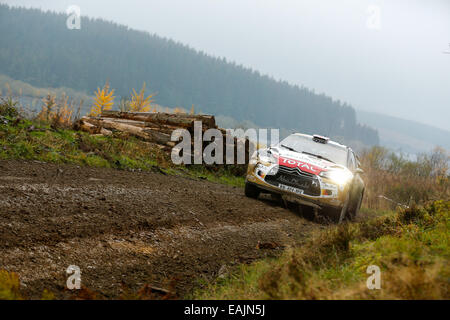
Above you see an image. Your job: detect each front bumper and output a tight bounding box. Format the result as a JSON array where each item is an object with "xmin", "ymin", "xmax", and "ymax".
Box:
[{"xmin": 246, "ymin": 162, "xmax": 348, "ymax": 209}]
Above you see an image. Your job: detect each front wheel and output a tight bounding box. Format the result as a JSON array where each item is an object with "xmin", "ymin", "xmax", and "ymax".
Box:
[
  {"xmin": 245, "ymin": 182, "xmax": 260, "ymax": 199},
  {"xmin": 347, "ymin": 190, "xmax": 364, "ymax": 221}
]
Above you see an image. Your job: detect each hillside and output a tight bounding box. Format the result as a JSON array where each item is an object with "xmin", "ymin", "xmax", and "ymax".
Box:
[
  {"xmin": 0, "ymin": 4, "xmax": 378, "ymax": 146},
  {"xmin": 1, "ymin": 81, "xmax": 448, "ymax": 300},
  {"xmin": 356, "ymin": 110, "xmax": 450, "ymax": 155}
]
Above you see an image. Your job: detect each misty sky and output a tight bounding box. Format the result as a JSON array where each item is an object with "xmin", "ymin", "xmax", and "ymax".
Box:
[{"xmin": 4, "ymin": 0, "xmax": 450, "ymax": 130}]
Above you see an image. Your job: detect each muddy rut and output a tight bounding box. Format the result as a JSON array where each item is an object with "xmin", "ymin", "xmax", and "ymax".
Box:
[{"xmin": 0, "ymin": 160, "xmax": 321, "ymax": 299}]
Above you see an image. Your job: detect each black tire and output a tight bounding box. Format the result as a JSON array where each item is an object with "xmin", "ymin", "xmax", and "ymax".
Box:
[
  {"xmin": 347, "ymin": 190, "xmax": 364, "ymax": 221},
  {"xmin": 321, "ymin": 194, "xmax": 350, "ymax": 224},
  {"xmin": 270, "ymin": 193, "xmax": 282, "ymax": 204},
  {"xmin": 321, "ymin": 207, "xmax": 342, "ymax": 223},
  {"xmin": 245, "ymin": 182, "xmax": 260, "ymax": 199}
]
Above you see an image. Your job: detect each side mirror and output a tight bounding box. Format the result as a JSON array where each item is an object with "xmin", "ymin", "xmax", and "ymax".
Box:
[{"xmin": 355, "ymin": 168, "xmax": 364, "ymax": 174}]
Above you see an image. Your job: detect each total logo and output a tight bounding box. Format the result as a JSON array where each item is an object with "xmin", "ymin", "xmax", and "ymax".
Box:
[{"xmin": 278, "ymin": 157, "xmax": 324, "ymax": 175}]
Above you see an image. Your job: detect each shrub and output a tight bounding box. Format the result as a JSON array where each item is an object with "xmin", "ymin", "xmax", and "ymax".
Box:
[
  {"xmin": 89, "ymin": 81, "xmax": 115, "ymax": 116},
  {"xmin": 0, "ymin": 270, "xmax": 22, "ymax": 300},
  {"xmin": 0, "ymin": 96, "xmax": 19, "ymax": 118},
  {"xmin": 360, "ymin": 146, "xmax": 449, "ymax": 210},
  {"xmin": 37, "ymin": 93, "xmax": 79, "ymax": 128},
  {"xmin": 129, "ymin": 82, "xmax": 154, "ymax": 112}
]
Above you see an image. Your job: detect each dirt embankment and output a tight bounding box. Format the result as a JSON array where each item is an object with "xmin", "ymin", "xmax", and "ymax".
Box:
[{"xmin": 0, "ymin": 160, "xmax": 319, "ymax": 299}]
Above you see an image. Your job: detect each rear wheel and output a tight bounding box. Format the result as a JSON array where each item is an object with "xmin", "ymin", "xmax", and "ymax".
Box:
[{"xmin": 245, "ymin": 182, "xmax": 260, "ymax": 199}]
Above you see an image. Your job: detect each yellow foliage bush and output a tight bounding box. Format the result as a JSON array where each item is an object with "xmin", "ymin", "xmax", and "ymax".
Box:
[
  {"xmin": 37, "ymin": 93, "xmax": 75, "ymax": 127},
  {"xmin": 129, "ymin": 82, "xmax": 154, "ymax": 112},
  {"xmin": 173, "ymin": 107, "xmax": 185, "ymax": 114},
  {"xmin": 89, "ymin": 82, "xmax": 115, "ymax": 116}
]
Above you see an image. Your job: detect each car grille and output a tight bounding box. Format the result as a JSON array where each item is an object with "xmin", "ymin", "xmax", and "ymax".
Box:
[{"xmin": 264, "ymin": 166, "xmax": 321, "ymax": 196}]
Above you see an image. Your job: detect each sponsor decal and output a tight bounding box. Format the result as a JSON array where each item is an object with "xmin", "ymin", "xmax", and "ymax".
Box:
[{"xmin": 278, "ymin": 156, "xmax": 325, "ymax": 175}]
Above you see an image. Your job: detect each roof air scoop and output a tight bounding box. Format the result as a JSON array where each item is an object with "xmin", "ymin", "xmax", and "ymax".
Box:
[{"xmin": 313, "ymin": 135, "xmax": 330, "ymax": 144}]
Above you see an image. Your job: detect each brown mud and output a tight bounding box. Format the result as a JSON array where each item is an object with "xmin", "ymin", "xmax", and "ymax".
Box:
[{"xmin": 0, "ymin": 160, "xmax": 321, "ymax": 299}]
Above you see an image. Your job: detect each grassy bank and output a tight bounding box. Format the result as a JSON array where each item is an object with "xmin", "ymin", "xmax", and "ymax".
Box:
[{"xmin": 193, "ymin": 200, "xmax": 449, "ymax": 299}]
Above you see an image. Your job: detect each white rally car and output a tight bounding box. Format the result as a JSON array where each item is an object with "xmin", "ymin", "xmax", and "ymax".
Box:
[{"xmin": 245, "ymin": 133, "xmax": 365, "ymax": 222}]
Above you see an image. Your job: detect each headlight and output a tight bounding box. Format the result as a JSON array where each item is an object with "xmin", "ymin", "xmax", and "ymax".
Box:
[
  {"xmin": 249, "ymin": 151, "xmax": 258, "ymax": 165},
  {"xmin": 320, "ymin": 169, "xmax": 353, "ymax": 186}
]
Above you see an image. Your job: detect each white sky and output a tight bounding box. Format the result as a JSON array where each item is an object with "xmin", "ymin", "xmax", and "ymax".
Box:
[{"xmin": 3, "ymin": 0, "xmax": 450, "ymax": 130}]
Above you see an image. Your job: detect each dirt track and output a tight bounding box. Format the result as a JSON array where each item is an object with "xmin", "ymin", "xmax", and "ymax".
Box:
[{"xmin": 0, "ymin": 160, "xmax": 320, "ymax": 299}]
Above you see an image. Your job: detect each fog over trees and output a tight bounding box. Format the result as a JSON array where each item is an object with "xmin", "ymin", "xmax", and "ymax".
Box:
[{"xmin": 0, "ymin": 5, "xmax": 379, "ymax": 145}]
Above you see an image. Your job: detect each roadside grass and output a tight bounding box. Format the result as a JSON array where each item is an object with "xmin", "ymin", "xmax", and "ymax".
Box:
[{"xmin": 192, "ymin": 200, "xmax": 449, "ymax": 299}]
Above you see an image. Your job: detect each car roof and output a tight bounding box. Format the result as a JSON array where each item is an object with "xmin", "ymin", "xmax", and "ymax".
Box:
[{"xmin": 291, "ymin": 133, "xmax": 349, "ymax": 151}]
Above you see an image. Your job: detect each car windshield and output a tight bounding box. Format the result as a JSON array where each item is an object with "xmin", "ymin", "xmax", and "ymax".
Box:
[{"xmin": 277, "ymin": 135, "xmax": 348, "ymax": 166}]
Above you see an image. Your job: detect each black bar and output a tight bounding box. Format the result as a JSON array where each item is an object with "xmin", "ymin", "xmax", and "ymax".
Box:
[{"xmin": 0, "ymin": 300, "xmax": 446, "ymax": 319}]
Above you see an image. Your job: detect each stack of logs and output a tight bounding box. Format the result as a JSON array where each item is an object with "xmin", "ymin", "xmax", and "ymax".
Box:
[{"xmin": 76, "ymin": 110, "xmax": 252, "ymax": 165}]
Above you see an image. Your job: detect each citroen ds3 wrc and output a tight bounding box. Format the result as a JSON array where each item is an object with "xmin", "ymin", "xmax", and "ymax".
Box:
[{"xmin": 245, "ymin": 133, "xmax": 365, "ymax": 222}]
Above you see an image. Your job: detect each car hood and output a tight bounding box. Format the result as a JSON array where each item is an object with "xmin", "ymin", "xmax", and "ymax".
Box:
[{"xmin": 270, "ymin": 148, "xmax": 344, "ymax": 176}]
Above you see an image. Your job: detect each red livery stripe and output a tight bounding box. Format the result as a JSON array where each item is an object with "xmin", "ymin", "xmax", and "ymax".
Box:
[{"xmin": 278, "ymin": 156, "xmax": 325, "ymax": 175}]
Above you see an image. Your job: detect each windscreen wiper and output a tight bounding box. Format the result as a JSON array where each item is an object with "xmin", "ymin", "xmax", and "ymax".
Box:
[
  {"xmin": 280, "ymin": 144, "xmax": 298, "ymax": 152},
  {"xmin": 301, "ymin": 151, "xmax": 335, "ymax": 163}
]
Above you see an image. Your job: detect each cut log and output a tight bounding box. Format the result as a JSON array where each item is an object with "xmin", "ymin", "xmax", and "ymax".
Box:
[
  {"xmin": 142, "ymin": 128, "xmax": 174, "ymax": 146},
  {"xmin": 101, "ymin": 110, "xmax": 216, "ymax": 129},
  {"xmin": 83, "ymin": 117, "xmax": 146, "ymax": 137},
  {"xmin": 82, "ymin": 117, "xmax": 176, "ymax": 147},
  {"xmin": 79, "ymin": 120, "xmax": 101, "ymax": 134},
  {"xmin": 78, "ymin": 112, "xmax": 251, "ymax": 165},
  {"xmin": 91, "ymin": 117, "xmax": 183, "ymax": 134},
  {"xmin": 100, "ymin": 127, "xmax": 113, "ymax": 136}
]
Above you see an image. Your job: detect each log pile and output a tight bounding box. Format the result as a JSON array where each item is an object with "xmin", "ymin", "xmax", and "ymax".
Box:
[{"xmin": 76, "ymin": 111, "xmax": 252, "ymax": 165}]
